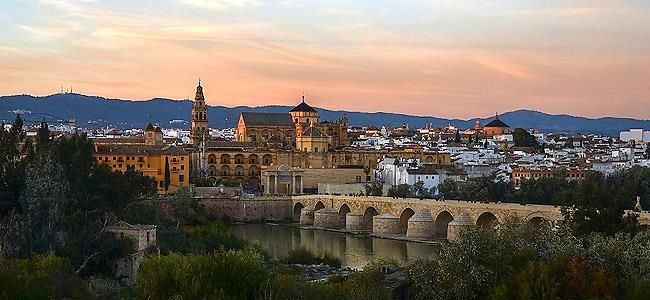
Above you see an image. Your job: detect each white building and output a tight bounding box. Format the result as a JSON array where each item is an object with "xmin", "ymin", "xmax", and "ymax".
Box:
[
  {"xmin": 404, "ymin": 168, "xmax": 441, "ymax": 191},
  {"xmin": 620, "ymin": 129, "xmax": 650, "ymax": 142}
]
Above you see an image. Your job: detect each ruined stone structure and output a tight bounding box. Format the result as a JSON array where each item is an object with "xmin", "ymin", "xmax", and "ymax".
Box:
[{"xmin": 106, "ymin": 221, "xmax": 157, "ymax": 282}]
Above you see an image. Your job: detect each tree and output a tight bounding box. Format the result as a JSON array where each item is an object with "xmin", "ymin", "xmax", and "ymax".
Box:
[
  {"xmin": 388, "ymin": 184, "xmax": 410, "ymax": 198},
  {"xmin": 438, "ymin": 178, "xmax": 460, "ymax": 199},
  {"xmin": 412, "ymin": 180, "xmax": 429, "ymax": 198},
  {"xmin": 35, "ymin": 120, "xmax": 52, "ymax": 153},
  {"xmin": 558, "ymin": 171, "xmax": 638, "ymax": 236},
  {"xmin": 172, "ymin": 188, "xmax": 205, "ymax": 229},
  {"xmin": 454, "ymin": 130, "xmax": 461, "ymax": 143},
  {"xmin": 164, "ymin": 156, "xmax": 171, "ymax": 192},
  {"xmin": 0, "ymin": 115, "xmax": 27, "ymax": 217},
  {"xmin": 364, "ymin": 181, "xmax": 384, "ymax": 196},
  {"xmin": 20, "ymin": 150, "xmax": 70, "ymax": 253},
  {"xmin": 513, "ymin": 128, "xmax": 539, "ymax": 149}
]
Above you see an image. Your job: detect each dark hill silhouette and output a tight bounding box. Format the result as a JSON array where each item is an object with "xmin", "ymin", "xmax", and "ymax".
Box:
[{"xmin": 1, "ymin": 93, "xmax": 648, "ymax": 137}]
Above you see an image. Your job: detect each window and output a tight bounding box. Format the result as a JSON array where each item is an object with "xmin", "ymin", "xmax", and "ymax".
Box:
[
  {"xmin": 315, "ymin": 148, "xmax": 319, "ymax": 152},
  {"xmin": 181, "ymin": 165, "xmax": 184, "ymax": 170},
  {"xmin": 179, "ymin": 175, "xmax": 184, "ymax": 182}
]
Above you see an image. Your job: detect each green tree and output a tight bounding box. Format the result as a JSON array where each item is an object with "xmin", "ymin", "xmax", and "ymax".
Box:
[
  {"xmin": 438, "ymin": 178, "xmax": 460, "ymax": 199},
  {"xmin": 388, "ymin": 184, "xmax": 410, "ymax": 198},
  {"xmin": 558, "ymin": 171, "xmax": 638, "ymax": 236},
  {"xmin": 412, "ymin": 180, "xmax": 429, "ymax": 198},
  {"xmin": 364, "ymin": 181, "xmax": 384, "ymax": 196},
  {"xmin": 513, "ymin": 128, "xmax": 540, "ymax": 149},
  {"xmin": 164, "ymin": 156, "xmax": 171, "ymax": 192},
  {"xmin": 20, "ymin": 150, "xmax": 70, "ymax": 253}
]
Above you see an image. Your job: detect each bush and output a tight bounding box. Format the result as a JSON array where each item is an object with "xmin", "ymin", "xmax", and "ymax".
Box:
[
  {"xmin": 285, "ymin": 247, "xmax": 341, "ymax": 268},
  {"xmin": 408, "ymin": 218, "xmax": 650, "ymax": 300},
  {"xmin": 136, "ymin": 249, "xmax": 272, "ymax": 299},
  {"xmin": 0, "ymin": 252, "xmax": 89, "ymax": 299},
  {"xmin": 157, "ymin": 221, "xmax": 247, "ymax": 254}
]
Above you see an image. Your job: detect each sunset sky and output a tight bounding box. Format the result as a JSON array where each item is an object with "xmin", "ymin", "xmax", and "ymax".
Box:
[{"xmin": 1, "ymin": 0, "xmax": 649, "ymax": 119}]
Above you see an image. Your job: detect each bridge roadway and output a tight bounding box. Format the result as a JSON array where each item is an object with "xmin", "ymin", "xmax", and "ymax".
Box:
[{"xmin": 290, "ymin": 195, "xmax": 650, "ymax": 241}]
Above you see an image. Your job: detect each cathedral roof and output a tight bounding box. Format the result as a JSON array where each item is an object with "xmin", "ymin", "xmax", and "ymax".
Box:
[
  {"xmin": 240, "ymin": 112, "xmax": 294, "ymax": 126},
  {"xmin": 145, "ymin": 122, "xmax": 155, "ymax": 131},
  {"xmin": 484, "ymin": 116, "xmax": 509, "ymax": 128},
  {"xmin": 301, "ymin": 126, "xmax": 326, "ymax": 138},
  {"xmin": 290, "ymin": 98, "xmax": 317, "ymax": 113}
]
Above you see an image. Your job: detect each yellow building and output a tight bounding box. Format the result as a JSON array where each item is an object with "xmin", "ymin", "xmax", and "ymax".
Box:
[{"xmin": 94, "ymin": 122, "xmax": 190, "ymax": 194}]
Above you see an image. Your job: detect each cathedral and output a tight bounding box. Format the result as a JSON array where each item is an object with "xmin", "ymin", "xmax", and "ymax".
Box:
[
  {"xmin": 235, "ymin": 96, "xmax": 349, "ymax": 151},
  {"xmin": 189, "ymin": 82, "xmax": 451, "ymax": 194}
]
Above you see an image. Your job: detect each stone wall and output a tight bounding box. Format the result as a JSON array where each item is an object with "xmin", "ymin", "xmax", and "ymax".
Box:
[
  {"xmin": 199, "ymin": 197, "xmax": 293, "ymax": 222},
  {"xmin": 318, "ymin": 183, "xmax": 367, "ymax": 195},
  {"xmin": 302, "ymin": 168, "xmax": 367, "ymax": 190}
]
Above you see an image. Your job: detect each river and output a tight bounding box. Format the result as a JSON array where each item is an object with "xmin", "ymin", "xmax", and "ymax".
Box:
[{"xmin": 230, "ymin": 223, "xmax": 438, "ymax": 269}]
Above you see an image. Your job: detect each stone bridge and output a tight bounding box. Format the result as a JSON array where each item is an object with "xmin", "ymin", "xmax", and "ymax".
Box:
[{"xmin": 292, "ymin": 195, "xmax": 564, "ymax": 241}]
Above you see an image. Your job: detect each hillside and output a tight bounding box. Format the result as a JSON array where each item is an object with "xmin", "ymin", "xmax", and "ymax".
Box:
[{"xmin": 1, "ymin": 93, "xmax": 648, "ymax": 136}]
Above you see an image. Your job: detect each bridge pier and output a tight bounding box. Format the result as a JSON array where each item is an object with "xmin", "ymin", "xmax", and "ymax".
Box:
[
  {"xmin": 447, "ymin": 212, "xmax": 473, "ymax": 242},
  {"xmin": 300, "ymin": 208, "xmax": 315, "ymax": 225},
  {"xmin": 314, "ymin": 208, "xmax": 340, "ymax": 228},
  {"xmin": 345, "ymin": 214, "xmax": 364, "ymax": 231},
  {"xmin": 406, "ymin": 209, "xmax": 435, "ymax": 239},
  {"xmin": 373, "ymin": 213, "xmax": 401, "ymax": 234}
]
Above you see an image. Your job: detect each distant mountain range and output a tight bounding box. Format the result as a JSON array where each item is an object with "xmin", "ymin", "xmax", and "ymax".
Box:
[{"xmin": 1, "ymin": 93, "xmax": 648, "ymax": 137}]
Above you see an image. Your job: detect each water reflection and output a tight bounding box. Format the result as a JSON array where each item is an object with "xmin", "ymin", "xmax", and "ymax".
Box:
[{"xmin": 230, "ymin": 223, "xmax": 437, "ymax": 269}]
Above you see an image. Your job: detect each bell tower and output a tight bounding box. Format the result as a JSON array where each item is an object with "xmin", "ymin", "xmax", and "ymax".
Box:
[{"xmin": 190, "ymin": 79, "xmax": 209, "ymax": 145}]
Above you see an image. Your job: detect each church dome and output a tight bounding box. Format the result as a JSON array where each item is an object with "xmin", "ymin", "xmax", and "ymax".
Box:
[
  {"xmin": 484, "ymin": 115, "xmax": 509, "ymax": 128},
  {"xmin": 290, "ymin": 97, "xmax": 317, "ymax": 113}
]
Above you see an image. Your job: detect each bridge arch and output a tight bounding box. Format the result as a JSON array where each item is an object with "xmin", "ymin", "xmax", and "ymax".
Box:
[
  {"xmin": 293, "ymin": 202, "xmax": 304, "ymax": 222},
  {"xmin": 476, "ymin": 212, "xmax": 498, "ymax": 228},
  {"xmin": 339, "ymin": 204, "xmax": 351, "ymax": 228},
  {"xmin": 315, "ymin": 201, "xmax": 325, "ymax": 211},
  {"xmin": 398, "ymin": 208, "xmax": 415, "ymax": 234},
  {"xmin": 435, "ymin": 210, "xmax": 454, "ymax": 238},
  {"xmin": 362, "ymin": 206, "xmax": 379, "ymax": 231}
]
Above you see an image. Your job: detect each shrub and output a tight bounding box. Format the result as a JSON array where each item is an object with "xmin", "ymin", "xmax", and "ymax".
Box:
[
  {"xmin": 285, "ymin": 247, "xmax": 341, "ymax": 268},
  {"xmin": 136, "ymin": 249, "xmax": 272, "ymax": 299}
]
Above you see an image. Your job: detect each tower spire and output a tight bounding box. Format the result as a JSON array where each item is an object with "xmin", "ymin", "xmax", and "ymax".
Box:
[{"xmin": 302, "ymin": 93, "xmax": 305, "ymax": 103}]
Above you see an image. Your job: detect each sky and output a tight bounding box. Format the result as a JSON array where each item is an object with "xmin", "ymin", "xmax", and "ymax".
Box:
[{"xmin": 1, "ymin": 0, "xmax": 649, "ymax": 119}]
